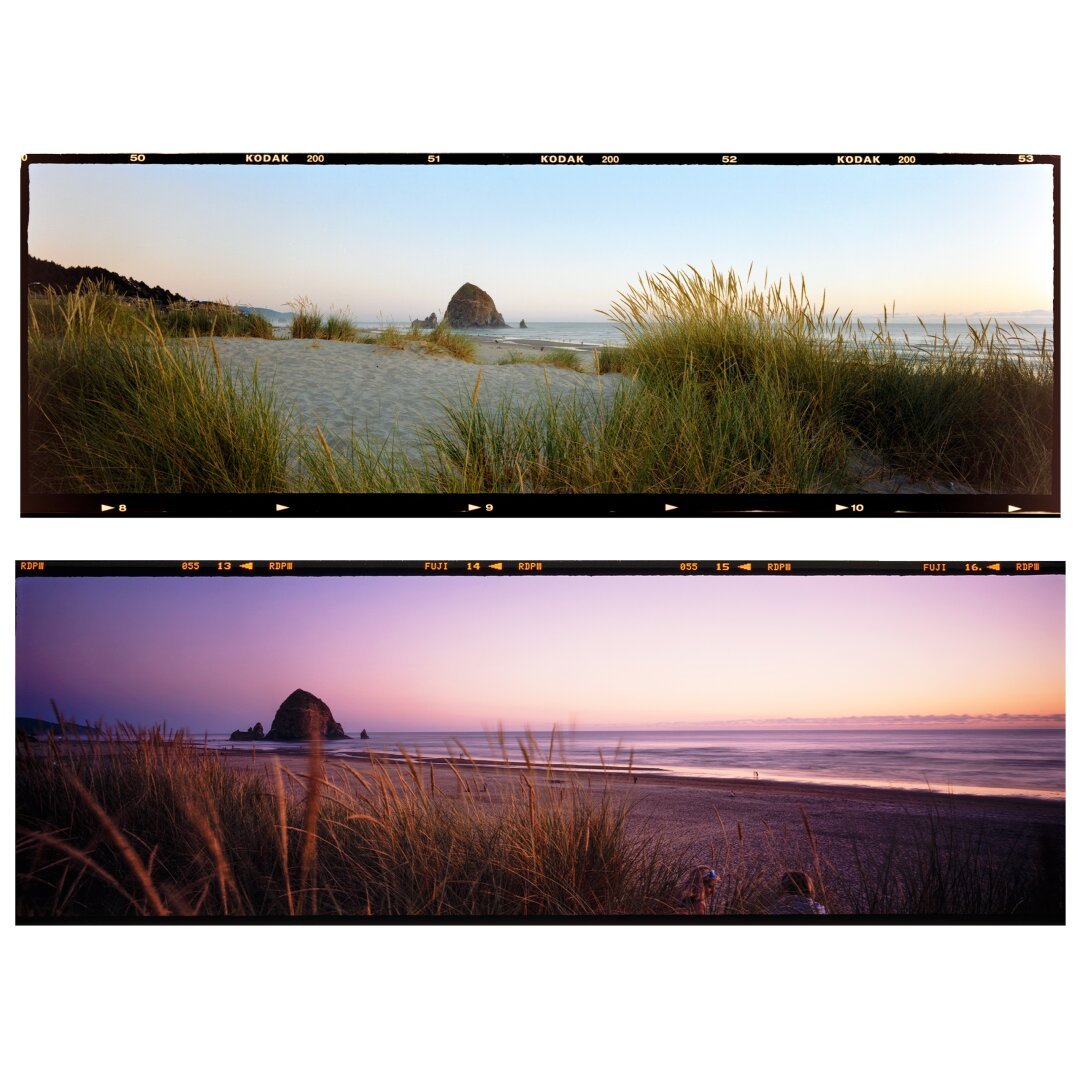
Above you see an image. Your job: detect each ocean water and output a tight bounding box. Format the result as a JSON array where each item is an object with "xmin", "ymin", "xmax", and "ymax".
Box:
[
  {"xmin": 208, "ymin": 726, "xmax": 1065, "ymax": 799},
  {"xmin": 344, "ymin": 320, "xmax": 628, "ymax": 348},
  {"xmin": 348, "ymin": 316, "xmax": 1054, "ymax": 357}
]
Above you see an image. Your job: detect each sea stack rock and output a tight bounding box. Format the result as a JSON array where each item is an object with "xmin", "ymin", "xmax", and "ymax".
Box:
[
  {"xmin": 229, "ymin": 722, "xmax": 265, "ymax": 741},
  {"xmin": 359, "ymin": 728, "xmax": 371, "ymax": 740},
  {"xmin": 519, "ymin": 319, "xmax": 528, "ymax": 329},
  {"xmin": 445, "ymin": 283, "xmax": 507, "ymax": 328},
  {"xmin": 411, "ymin": 312, "xmax": 438, "ymax": 330},
  {"xmin": 267, "ymin": 689, "xmax": 348, "ymax": 740}
]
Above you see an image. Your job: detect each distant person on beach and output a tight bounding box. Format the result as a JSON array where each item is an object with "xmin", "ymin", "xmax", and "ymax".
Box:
[
  {"xmin": 674, "ymin": 865, "xmax": 718, "ymax": 914},
  {"xmin": 768, "ymin": 870, "xmax": 827, "ymax": 915}
]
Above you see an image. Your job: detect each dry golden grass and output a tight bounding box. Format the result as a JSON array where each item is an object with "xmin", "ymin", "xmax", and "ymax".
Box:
[
  {"xmin": 16, "ymin": 716, "xmax": 1063, "ymax": 919},
  {"xmin": 16, "ymin": 719, "xmax": 682, "ymax": 918}
]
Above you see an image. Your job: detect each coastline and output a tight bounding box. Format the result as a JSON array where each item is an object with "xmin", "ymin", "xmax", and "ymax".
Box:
[
  {"xmin": 210, "ymin": 747, "xmax": 1062, "ymax": 807},
  {"xmin": 211, "ymin": 742, "xmax": 1065, "ymax": 802},
  {"xmin": 461, "ymin": 333, "xmax": 606, "ymax": 354}
]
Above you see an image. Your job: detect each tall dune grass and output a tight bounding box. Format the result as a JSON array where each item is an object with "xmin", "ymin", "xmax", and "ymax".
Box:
[
  {"xmin": 323, "ymin": 311, "xmax": 361, "ymax": 342},
  {"xmin": 375, "ymin": 324, "xmax": 407, "ymax": 349},
  {"xmin": 25, "ymin": 271, "xmax": 1055, "ymax": 495},
  {"xmin": 288, "ymin": 296, "xmax": 324, "ymax": 339},
  {"xmin": 161, "ymin": 304, "xmax": 274, "ymax": 339},
  {"xmin": 412, "ymin": 365, "xmax": 849, "ymax": 494},
  {"xmin": 16, "ymin": 722, "xmax": 680, "ymax": 918},
  {"xmin": 337, "ymin": 266, "xmax": 1053, "ymax": 495},
  {"xmin": 602, "ymin": 265, "xmax": 1054, "ymax": 492},
  {"xmin": 27, "ymin": 286, "xmax": 293, "ymax": 493},
  {"xmin": 16, "ymin": 719, "xmax": 1061, "ymax": 919},
  {"xmin": 425, "ymin": 321, "xmax": 477, "ymax": 361},
  {"xmin": 498, "ymin": 348, "xmax": 581, "ymax": 371},
  {"xmin": 29, "ymin": 286, "xmax": 275, "ymax": 339}
]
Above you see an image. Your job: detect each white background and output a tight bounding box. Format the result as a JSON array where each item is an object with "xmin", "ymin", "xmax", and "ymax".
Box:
[{"xmin": 2, "ymin": 3, "xmax": 1073, "ymax": 1077}]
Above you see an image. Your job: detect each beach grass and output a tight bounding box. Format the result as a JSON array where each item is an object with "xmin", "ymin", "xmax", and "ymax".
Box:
[
  {"xmin": 498, "ymin": 348, "xmax": 581, "ymax": 371},
  {"xmin": 424, "ymin": 321, "xmax": 477, "ymax": 362},
  {"xmin": 28, "ymin": 283, "xmax": 152, "ymax": 339},
  {"xmin": 375, "ymin": 324, "xmax": 408, "ymax": 350},
  {"xmin": 28, "ymin": 284, "xmax": 274, "ymax": 341},
  {"xmin": 298, "ymin": 425, "xmax": 418, "ymax": 494},
  {"xmin": 837, "ymin": 798, "xmax": 1064, "ymax": 920},
  {"xmin": 289, "ymin": 296, "xmax": 324, "ymax": 339},
  {"xmin": 27, "ymin": 286, "xmax": 293, "ymax": 493},
  {"xmin": 601, "ymin": 265, "xmax": 1054, "ymax": 493},
  {"xmin": 310, "ymin": 266, "xmax": 1053, "ymax": 495},
  {"xmin": 594, "ymin": 345, "xmax": 633, "ymax": 374},
  {"xmin": 415, "ymin": 364, "xmax": 849, "ymax": 495},
  {"xmin": 401, "ymin": 320, "xmax": 478, "ymax": 362},
  {"xmin": 16, "ymin": 721, "xmax": 681, "ymax": 918},
  {"xmin": 160, "ymin": 303, "xmax": 275, "ymax": 339},
  {"xmin": 15, "ymin": 720, "xmax": 1062, "ymax": 919},
  {"xmin": 26, "ymin": 271, "xmax": 1055, "ymax": 495},
  {"xmin": 323, "ymin": 311, "xmax": 360, "ymax": 342}
]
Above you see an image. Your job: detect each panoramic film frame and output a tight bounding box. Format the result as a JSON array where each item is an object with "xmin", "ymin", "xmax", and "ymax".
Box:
[
  {"xmin": 15, "ymin": 559, "xmax": 1065, "ymax": 925},
  {"xmin": 20, "ymin": 152, "xmax": 1061, "ymax": 518}
]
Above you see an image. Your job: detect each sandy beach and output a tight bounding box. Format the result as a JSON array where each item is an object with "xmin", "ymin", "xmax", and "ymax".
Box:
[
  {"xmin": 202, "ymin": 335, "xmax": 628, "ymax": 455},
  {"xmin": 200, "ymin": 335, "xmax": 985, "ymax": 494},
  {"xmin": 216, "ymin": 745, "xmax": 1065, "ymax": 910}
]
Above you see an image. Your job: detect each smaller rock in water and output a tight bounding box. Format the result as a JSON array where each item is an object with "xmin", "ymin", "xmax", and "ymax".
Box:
[
  {"xmin": 229, "ymin": 722, "xmax": 265, "ymax": 742},
  {"xmin": 360, "ymin": 728, "xmax": 371, "ymax": 740},
  {"xmin": 519, "ymin": 318, "xmax": 528, "ymax": 329},
  {"xmin": 410, "ymin": 312, "xmax": 438, "ymax": 330}
]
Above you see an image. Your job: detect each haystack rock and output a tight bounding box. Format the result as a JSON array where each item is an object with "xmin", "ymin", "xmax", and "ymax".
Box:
[
  {"xmin": 519, "ymin": 319, "xmax": 527, "ymax": 328},
  {"xmin": 445, "ymin": 283, "xmax": 507, "ymax": 328},
  {"xmin": 266, "ymin": 689, "xmax": 348, "ymax": 740}
]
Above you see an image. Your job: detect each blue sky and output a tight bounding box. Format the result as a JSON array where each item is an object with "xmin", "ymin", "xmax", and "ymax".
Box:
[{"xmin": 28, "ymin": 163, "xmax": 1054, "ymax": 320}]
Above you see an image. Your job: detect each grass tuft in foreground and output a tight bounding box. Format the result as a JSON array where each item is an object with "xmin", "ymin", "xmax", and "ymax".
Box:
[
  {"xmin": 28, "ymin": 286, "xmax": 293, "ymax": 493},
  {"xmin": 411, "ymin": 266, "xmax": 1053, "ymax": 494},
  {"xmin": 601, "ymin": 265, "xmax": 1054, "ymax": 493},
  {"xmin": 424, "ymin": 321, "xmax": 477, "ymax": 361},
  {"xmin": 323, "ymin": 311, "xmax": 361, "ymax": 342},
  {"xmin": 161, "ymin": 304, "xmax": 274, "ymax": 339},
  {"xmin": 396, "ymin": 321, "xmax": 477, "ymax": 361},
  {"xmin": 288, "ymin": 296, "xmax": 324, "ymax": 339},
  {"xmin": 16, "ymin": 722, "xmax": 680, "ymax": 917},
  {"xmin": 593, "ymin": 345, "xmax": 633, "ymax": 374},
  {"xmin": 375, "ymin": 324, "xmax": 407, "ymax": 349},
  {"xmin": 413, "ymin": 363, "xmax": 849, "ymax": 495},
  {"xmin": 498, "ymin": 348, "xmax": 581, "ymax": 371}
]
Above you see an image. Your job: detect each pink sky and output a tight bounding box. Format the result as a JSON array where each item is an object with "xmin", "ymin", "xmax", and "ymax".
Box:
[{"xmin": 15, "ymin": 574, "xmax": 1064, "ymax": 733}]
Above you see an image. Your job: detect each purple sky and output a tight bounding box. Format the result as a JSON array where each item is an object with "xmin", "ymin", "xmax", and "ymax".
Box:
[{"xmin": 15, "ymin": 574, "xmax": 1064, "ymax": 733}]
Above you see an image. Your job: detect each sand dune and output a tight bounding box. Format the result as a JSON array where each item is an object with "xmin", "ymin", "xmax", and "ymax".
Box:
[{"xmin": 205, "ymin": 337, "xmax": 628, "ymax": 453}]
